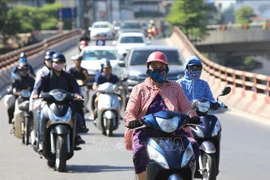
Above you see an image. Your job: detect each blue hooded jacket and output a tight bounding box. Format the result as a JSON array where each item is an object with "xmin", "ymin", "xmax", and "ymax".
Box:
[{"xmin": 176, "ymin": 56, "xmax": 215, "ymax": 102}]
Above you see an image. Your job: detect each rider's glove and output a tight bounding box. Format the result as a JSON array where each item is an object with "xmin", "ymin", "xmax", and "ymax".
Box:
[
  {"xmin": 127, "ymin": 120, "xmax": 142, "ymax": 129},
  {"xmin": 211, "ymin": 102, "xmax": 219, "ymax": 110},
  {"xmin": 190, "ymin": 116, "xmax": 201, "ymax": 124}
]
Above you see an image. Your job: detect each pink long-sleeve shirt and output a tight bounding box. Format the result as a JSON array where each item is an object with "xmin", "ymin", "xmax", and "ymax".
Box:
[{"xmin": 124, "ymin": 77, "xmax": 197, "ymax": 150}]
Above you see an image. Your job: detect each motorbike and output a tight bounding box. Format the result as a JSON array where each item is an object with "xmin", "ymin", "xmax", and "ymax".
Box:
[
  {"xmin": 130, "ymin": 110, "xmax": 201, "ymax": 180},
  {"xmin": 33, "ymin": 89, "xmax": 79, "ymax": 172},
  {"xmin": 13, "ymin": 89, "xmax": 34, "ymax": 146},
  {"xmin": 94, "ymin": 82, "xmax": 121, "ymax": 136},
  {"xmin": 191, "ymin": 86, "xmax": 231, "ymax": 180}
]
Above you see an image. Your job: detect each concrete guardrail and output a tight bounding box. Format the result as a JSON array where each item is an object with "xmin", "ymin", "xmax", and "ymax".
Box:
[{"xmin": 171, "ymin": 26, "xmax": 270, "ymax": 119}]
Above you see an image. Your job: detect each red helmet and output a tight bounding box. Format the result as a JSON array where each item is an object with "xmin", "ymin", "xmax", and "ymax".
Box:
[{"xmin": 147, "ymin": 51, "xmax": 168, "ymax": 65}]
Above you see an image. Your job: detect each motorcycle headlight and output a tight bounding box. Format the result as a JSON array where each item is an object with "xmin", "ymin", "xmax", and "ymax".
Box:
[
  {"xmin": 197, "ymin": 101, "xmax": 210, "ymax": 113},
  {"xmin": 181, "ymin": 143, "xmax": 194, "ymax": 167},
  {"xmin": 212, "ymin": 120, "xmax": 221, "ymax": 136},
  {"xmin": 147, "ymin": 145, "xmax": 169, "ymax": 169},
  {"xmin": 21, "ymin": 91, "xmax": 31, "ymax": 98},
  {"xmin": 156, "ymin": 116, "xmax": 179, "ymax": 133},
  {"xmin": 50, "ymin": 91, "xmax": 67, "ymax": 101}
]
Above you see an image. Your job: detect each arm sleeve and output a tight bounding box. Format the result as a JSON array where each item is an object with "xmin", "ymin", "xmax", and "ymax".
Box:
[
  {"xmin": 32, "ymin": 78, "xmax": 44, "ymax": 96},
  {"xmin": 203, "ymin": 81, "xmax": 216, "ymax": 102},
  {"xmin": 11, "ymin": 66, "xmax": 18, "ymax": 79},
  {"xmin": 124, "ymin": 85, "xmax": 141, "ymax": 126},
  {"xmin": 177, "ymin": 84, "xmax": 197, "ymax": 117},
  {"xmin": 30, "ymin": 65, "xmax": 35, "ymax": 76}
]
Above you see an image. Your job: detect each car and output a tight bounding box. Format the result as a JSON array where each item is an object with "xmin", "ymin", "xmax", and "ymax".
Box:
[
  {"xmin": 116, "ymin": 20, "xmax": 145, "ymax": 39},
  {"xmin": 88, "ymin": 21, "xmax": 114, "ymax": 40},
  {"xmin": 117, "ymin": 46, "xmax": 185, "ymax": 99},
  {"xmin": 113, "ymin": 32, "xmax": 150, "ymax": 56},
  {"xmin": 79, "ymin": 45, "xmax": 121, "ymax": 88}
]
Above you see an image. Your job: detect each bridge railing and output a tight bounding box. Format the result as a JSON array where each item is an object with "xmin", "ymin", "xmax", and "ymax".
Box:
[
  {"xmin": 173, "ymin": 26, "xmax": 270, "ymax": 108},
  {"xmin": 0, "ymin": 29, "xmax": 81, "ymax": 71},
  {"xmin": 0, "ymin": 29, "xmax": 82, "ymax": 92}
]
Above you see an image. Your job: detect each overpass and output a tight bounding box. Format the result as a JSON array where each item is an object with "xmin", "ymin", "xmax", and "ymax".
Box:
[
  {"xmin": 195, "ymin": 24, "xmax": 270, "ymax": 55},
  {"xmin": 0, "ymin": 26, "xmax": 269, "ymax": 120}
]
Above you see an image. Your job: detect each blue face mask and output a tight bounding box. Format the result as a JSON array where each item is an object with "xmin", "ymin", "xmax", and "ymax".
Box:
[
  {"xmin": 189, "ymin": 69, "xmax": 201, "ymax": 78},
  {"xmin": 148, "ymin": 69, "xmax": 167, "ymax": 84}
]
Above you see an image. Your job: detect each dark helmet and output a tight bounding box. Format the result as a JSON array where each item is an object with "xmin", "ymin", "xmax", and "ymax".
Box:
[
  {"xmin": 185, "ymin": 56, "xmax": 202, "ymax": 69},
  {"xmin": 18, "ymin": 63, "xmax": 30, "ymax": 77},
  {"xmin": 44, "ymin": 50, "xmax": 56, "ymax": 61},
  {"xmin": 51, "ymin": 52, "xmax": 66, "ymax": 63}
]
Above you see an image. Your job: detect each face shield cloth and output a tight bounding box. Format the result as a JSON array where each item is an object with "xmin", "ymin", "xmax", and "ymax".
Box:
[
  {"xmin": 148, "ymin": 69, "xmax": 167, "ymax": 84},
  {"xmin": 188, "ymin": 69, "xmax": 201, "ymax": 79}
]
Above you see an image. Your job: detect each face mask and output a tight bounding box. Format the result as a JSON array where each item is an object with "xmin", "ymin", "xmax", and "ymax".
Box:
[
  {"xmin": 148, "ymin": 69, "xmax": 167, "ymax": 84},
  {"xmin": 189, "ymin": 69, "xmax": 201, "ymax": 78},
  {"xmin": 52, "ymin": 63, "xmax": 64, "ymax": 72}
]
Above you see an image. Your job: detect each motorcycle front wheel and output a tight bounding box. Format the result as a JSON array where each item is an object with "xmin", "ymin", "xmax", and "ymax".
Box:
[
  {"xmin": 201, "ymin": 153, "xmax": 216, "ymax": 180},
  {"xmin": 55, "ymin": 135, "xmax": 67, "ymax": 172}
]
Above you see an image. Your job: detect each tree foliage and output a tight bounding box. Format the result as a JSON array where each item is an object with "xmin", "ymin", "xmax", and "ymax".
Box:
[
  {"xmin": 166, "ymin": 0, "xmax": 214, "ymax": 42},
  {"xmin": 234, "ymin": 6, "xmax": 256, "ymax": 24}
]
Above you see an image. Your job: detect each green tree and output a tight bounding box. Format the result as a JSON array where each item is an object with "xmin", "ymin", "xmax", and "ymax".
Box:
[
  {"xmin": 166, "ymin": 0, "xmax": 214, "ymax": 42},
  {"xmin": 234, "ymin": 6, "xmax": 256, "ymax": 24}
]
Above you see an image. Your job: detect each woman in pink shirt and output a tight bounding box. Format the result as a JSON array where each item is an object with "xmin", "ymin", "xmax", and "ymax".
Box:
[{"xmin": 124, "ymin": 51, "xmax": 200, "ymax": 180}]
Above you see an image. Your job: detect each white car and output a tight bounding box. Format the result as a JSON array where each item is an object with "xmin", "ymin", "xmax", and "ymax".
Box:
[
  {"xmin": 89, "ymin": 21, "xmax": 114, "ymax": 40},
  {"xmin": 79, "ymin": 46, "xmax": 121, "ymax": 87},
  {"xmin": 113, "ymin": 32, "xmax": 150, "ymax": 56}
]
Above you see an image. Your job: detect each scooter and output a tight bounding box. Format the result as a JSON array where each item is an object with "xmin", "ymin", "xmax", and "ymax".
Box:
[
  {"xmin": 13, "ymin": 89, "xmax": 34, "ymax": 146},
  {"xmin": 130, "ymin": 109, "xmax": 201, "ymax": 180},
  {"xmin": 34, "ymin": 89, "xmax": 79, "ymax": 172},
  {"xmin": 191, "ymin": 86, "xmax": 231, "ymax": 180},
  {"xmin": 94, "ymin": 82, "xmax": 120, "ymax": 136}
]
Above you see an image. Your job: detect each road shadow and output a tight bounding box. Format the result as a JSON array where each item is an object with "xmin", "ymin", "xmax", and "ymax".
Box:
[{"xmin": 66, "ymin": 164, "xmax": 133, "ymax": 173}]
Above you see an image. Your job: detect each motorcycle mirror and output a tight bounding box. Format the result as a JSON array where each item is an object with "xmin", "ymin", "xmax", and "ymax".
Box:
[{"xmin": 217, "ymin": 86, "xmax": 231, "ymax": 101}]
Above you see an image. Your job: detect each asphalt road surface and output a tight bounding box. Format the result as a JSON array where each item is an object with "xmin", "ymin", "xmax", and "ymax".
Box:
[{"xmin": 0, "ymin": 39, "xmax": 270, "ymax": 180}]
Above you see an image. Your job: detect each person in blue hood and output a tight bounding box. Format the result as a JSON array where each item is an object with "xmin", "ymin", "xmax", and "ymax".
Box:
[
  {"xmin": 177, "ymin": 56, "xmax": 215, "ymax": 102},
  {"xmin": 11, "ymin": 52, "xmax": 35, "ymax": 79}
]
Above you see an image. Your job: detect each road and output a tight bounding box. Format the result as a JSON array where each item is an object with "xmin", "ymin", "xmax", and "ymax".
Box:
[{"xmin": 0, "ymin": 39, "xmax": 270, "ymax": 180}]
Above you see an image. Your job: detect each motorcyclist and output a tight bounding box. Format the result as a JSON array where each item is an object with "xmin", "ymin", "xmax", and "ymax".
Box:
[
  {"xmin": 176, "ymin": 55, "xmax": 218, "ymax": 106},
  {"xmin": 35, "ymin": 50, "xmax": 56, "ymax": 82},
  {"xmin": 79, "ymin": 33, "xmax": 90, "ymax": 52},
  {"xmin": 89, "ymin": 59, "xmax": 119, "ymax": 120},
  {"xmin": 11, "ymin": 52, "xmax": 35, "ymax": 79},
  {"xmin": 124, "ymin": 51, "xmax": 200, "ymax": 180},
  {"xmin": 4, "ymin": 63, "xmax": 35, "ymax": 125},
  {"xmin": 67, "ymin": 54, "xmax": 91, "ymax": 133},
  {"xmin": 32, "ymin": 52, "xmax": 86, "ymax": 151}
]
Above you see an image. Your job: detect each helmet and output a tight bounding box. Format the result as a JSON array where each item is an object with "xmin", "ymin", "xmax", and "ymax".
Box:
[
  {"xmin": 20, "ymin": 52, "xmax": 27, "ymax": 58},
  {"xmin": 51, "ymin": 52, "xmax": 66, "ymax": 63},
  {"xmin": 19, "ymin": 52, "xmax": 27, "ymax": 63},
  {"xmin": 147, "ymin": 51, "xmax": 168, "ymax": 65},
  {"xmin": 186, "ymin": 56, "xmax": 202, "ymax": 68},
  {"xmin": 71, "ymin": 54, "xmax": 82, "ymax": 61},
  {"xmin": 100, "ymin": 58, "xmax": 111, "ymax": 68},
  {"xmin": 18, "ymin": 63, "xmax": 30, "ymax": 77},
  {"xmin": 44, "ymin": 50, "xmax": 56, "ymax": 61}
]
